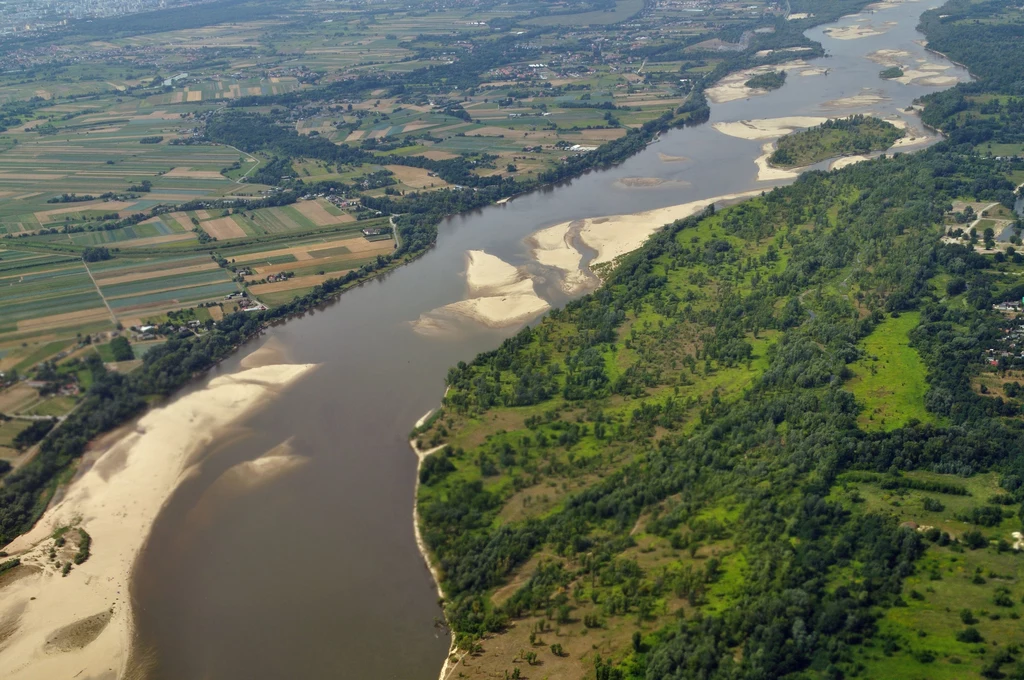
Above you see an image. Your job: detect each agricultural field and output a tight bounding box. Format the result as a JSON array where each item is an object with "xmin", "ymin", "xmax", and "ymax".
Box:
[{"xmin": 0, "ymin": 0, "xmax": 766, "ymax": 371}]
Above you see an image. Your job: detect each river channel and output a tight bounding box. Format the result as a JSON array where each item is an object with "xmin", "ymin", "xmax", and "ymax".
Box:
[{"xmin": 128, "ymin": 3, "xmax": 968, "ymax": 678}]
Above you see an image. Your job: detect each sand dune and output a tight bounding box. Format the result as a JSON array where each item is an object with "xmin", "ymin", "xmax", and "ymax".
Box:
[{"xmin": 0, "ymin": 361, "xmax": 316, "ymax": 680}]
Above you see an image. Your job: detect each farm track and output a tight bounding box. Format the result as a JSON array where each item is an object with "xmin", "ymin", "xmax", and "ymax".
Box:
[{"xmin": 82, "ymin": 260, "xmax": 118, "ymax": 326}]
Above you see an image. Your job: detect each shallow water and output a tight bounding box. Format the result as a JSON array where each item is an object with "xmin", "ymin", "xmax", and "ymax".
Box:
[{"xmin": 129, "ymin": 3, "xmax": 969, "ymax": 678}]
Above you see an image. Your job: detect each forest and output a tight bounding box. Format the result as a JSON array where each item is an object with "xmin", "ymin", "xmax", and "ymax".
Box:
[
  {"xmin": 409, "ymin": 3, "xmax": 1024, "ymax": 678},
  {"xmin": 768, "ymin": 115, "xmax": 905, "ymax": 168}
]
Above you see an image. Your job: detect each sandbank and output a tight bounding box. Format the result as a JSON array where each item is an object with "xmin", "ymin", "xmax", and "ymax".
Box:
[
  {"xmin": 577, "ymin": 190, "xmax": 763, "ymax": 266},
  {"xmin": 825, "ymin": 23, "xmax": 888, "ymax": 40},
  {"xmin": 713, "ymin": 116, "xmax": 828, "ymax": 140},
  {"xmin": 465, "ymin": 249, "xmax": 523, "ymax": 296},
  {"xmin": 755, "ymin": 143, "xmax": 801, "ymax": 181},
  {"xmin": 657, "ymin": 153, "xmax": 689, "ymax": 163},
  {"xmin": 822, "ymin": 91, "xmax": 888, "ymax": 109},
  {"xmin": 416, "ymin": 251, "xmax": 550, "ymax": 331},
  {"xmin": 705, "ymin": 60, "xmax": 823, "ymax": 104},
  {"xmin": 527, "ymin": 220, "xmax": 597, "ymax": 295},
  {"xmin": 615, "ymin": 177, "xmax": 690, "ymax": 188},
  {"xmin": 0, "ymin": 361, "xmax": 316, "ymax": 680},
  {"xmin": 829, "ymin": 155, "xmax": 871, "ymax": 170}
]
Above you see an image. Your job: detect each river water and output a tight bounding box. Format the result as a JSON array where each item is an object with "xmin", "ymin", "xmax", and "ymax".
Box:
[{"xmin": 128, "ymin": 3, "xmax": 968, "ymax": 678}]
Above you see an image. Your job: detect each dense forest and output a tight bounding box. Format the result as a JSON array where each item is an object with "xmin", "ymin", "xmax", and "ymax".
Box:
[
  {"xmin": 411, "ymin": 2, "xmax": 1024, "ymax": 679},
  {"xmin": 768, "ymin": 115, "xmax": 905, "ymax": 168}
]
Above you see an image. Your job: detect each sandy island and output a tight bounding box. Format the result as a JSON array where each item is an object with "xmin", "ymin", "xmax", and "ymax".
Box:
[
  {"xmin": 706, "ymin": 60, "xmax": 826, "ymax": 104},
  {"xmin": 0, "ymin": 358, "xmax": 316, "ymax": 680}
]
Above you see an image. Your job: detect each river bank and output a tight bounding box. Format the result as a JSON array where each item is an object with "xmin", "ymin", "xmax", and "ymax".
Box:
[{"xmin": 0, "ymin": 358, "xmax": 315, "ymax": 679}]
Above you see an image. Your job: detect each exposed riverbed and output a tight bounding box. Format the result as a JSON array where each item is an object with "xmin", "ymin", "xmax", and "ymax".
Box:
[{"xmin": 0, "ymin": 2, "xmax": 971, "ymax": 678}]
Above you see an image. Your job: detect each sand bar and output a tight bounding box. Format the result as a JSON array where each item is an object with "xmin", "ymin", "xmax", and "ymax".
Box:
[
  {"xmin": 713, "ymin": 117, "xmax": 828, "ymax": 140},
  {"xmin": 0, "ymin": 361, "xmax": 316, "ymax": 680},
  {"xmin": 528, "ymin": 220, "xmax": 596, "ymax": 295},
  {"xmin": 755, "ymin": 143, "xmax": 802, "ymax": 181},
  {"xmin": 576, "ymin": 190, "xmax": 763, "ymax": 266}
]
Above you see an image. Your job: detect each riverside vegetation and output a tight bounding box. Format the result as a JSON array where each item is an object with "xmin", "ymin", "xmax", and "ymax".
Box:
[
  {"xmin": 767, "ymin": 115, "xmax": 905, "ymax": 169},
  {"xmin": 0, "ymin": 0, "xmax": 895, "ymax": 538},
  {"xmin": 412, "ymin": 1, "xmax": 1024, "ymax": 678}
]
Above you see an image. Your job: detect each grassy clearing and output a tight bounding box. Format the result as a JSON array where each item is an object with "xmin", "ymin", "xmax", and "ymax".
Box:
[{"xmin": 847, "ymin": 311, "xmax": 937, "ymax": 431}]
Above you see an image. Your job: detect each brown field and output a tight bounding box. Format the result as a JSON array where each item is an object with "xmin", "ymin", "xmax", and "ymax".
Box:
[
  {"xmin": 384, "ymin": 165, "xmax": 449, "ymax": 189},
  {"xmin": 419, "ymin": 149, "xmax": 460, "ymax": 161},
  {"xmin": 94, "ymin": 261, "xmax": 218, "ymax": 286},
  {"xmin": 122, "ymin": 233, "xmax": 198, "ymax": 248},
  {"xmin": 17, "ymin": 308, "xmax": 112, "ymax": 333},
  {"xmin": 293, "ymin": 200, "xmax": 354, "ymax": 226},
  {"xmin": 235, "ymin": 235, "xmax": 393, "ymax": 268},
  {"xmin": 186, "ymin": 90, "xmax": 203, "ymax": 102},
  {"xmin": 33, "ymin": 200, "xmax": 136, "ymax": 223},
  {"xmin": 201, "ymin": 216, "xmax": 247, "ymax": 239},
  {"xmin": 163, "ymin": 167, "xmax": 227, "ymax": 180},
  {"xmin": 208, "ymin": 305, "xmax": 224, "ymax": 321},
  {"xmin": 249, "ymin": 273, "xmax": 335, "ymax": 295},
  {"xmin": 401, "ymin": 122, "xmax": 436, "ymax": 133},
  {"xmin": 345, "ymin": 130, "xmax": 365, "ymax": 142},
  {"xmin": 194, "ymin": 210, "xmax": 213, "ymax": 220},
  {"xmin": 579, "ymin": 128, "xmax": 629, "ymax": 141},
  {"xmin": 250, "ymin": 254, "xmax": 362, "ymax": 279},
  {"xmin": 0, "ymin": 383, "xmax": 41, "ymax": 414}
]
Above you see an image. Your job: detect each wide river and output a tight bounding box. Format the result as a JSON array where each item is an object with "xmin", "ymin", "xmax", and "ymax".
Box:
[{"xmin": 129, "ymin": 3, "xmax": 968, "ymax": 678}]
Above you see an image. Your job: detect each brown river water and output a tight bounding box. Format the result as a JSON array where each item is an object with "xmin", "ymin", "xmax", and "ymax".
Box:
[{"xmin": 127, "ymin": 4, "xmax": 968, "ymax": 678}]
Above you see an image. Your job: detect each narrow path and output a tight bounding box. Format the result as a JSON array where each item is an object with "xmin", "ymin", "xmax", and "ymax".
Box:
[
  {"xmin": 390, "ymin": 214, "xmax": 402, "ymax": 250},
  {"xmin": 82, "ymin": 260, "xmax": 118, "ymax": 326}
]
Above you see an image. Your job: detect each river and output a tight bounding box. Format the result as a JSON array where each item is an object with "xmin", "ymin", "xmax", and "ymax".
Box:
[{"xmin": 128, "ymin": 3, "xmax": 969, "ymax": 678}]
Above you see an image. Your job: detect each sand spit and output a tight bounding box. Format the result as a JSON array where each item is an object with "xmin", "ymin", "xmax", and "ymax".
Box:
[
  {"xmin": 577, "ymin": 191, "xmax": 763, "ymax": 266},
  {"xmin": 830, "ymin": 155, "xmax": 871, "ymax": 170},
  {"xmin": 0, "ymin": 361, "xmax": 316, "ymax": 680},
  {"xmin": 755, "ymin": 143, "xmax": 802, "ymax": 181},
  {"xmin": 713, "ymin": 116, "xmax": 828, "ymax": 140}
]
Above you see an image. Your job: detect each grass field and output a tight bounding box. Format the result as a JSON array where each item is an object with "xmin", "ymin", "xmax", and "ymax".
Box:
[
  {"xmin": 847, "ymin": 311, "xmax": 937, "ymax": 430},
  {"xmin": 830, "ymin": 471, "xmax": 1024, "ymax": 679}
]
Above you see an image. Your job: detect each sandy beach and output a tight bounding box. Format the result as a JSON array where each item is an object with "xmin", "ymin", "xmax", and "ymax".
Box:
[{"xmin": 0, "ymin": 359, "xmax": 316, "ymax": 680}]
